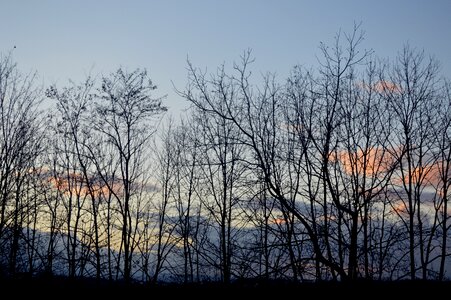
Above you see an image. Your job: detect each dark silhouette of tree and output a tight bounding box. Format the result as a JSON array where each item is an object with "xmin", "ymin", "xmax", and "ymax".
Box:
[
  {"xmin": 382, "ymin": 46, "xmax": 441, "ymax": 279},
  {"xmin": 0, "ymin": 53, "xmax": 43, "ymax": 276},
  {"xmin": 437, "ymin": 80, "xmax": 451, "ymax": 280},
  {"xmin": 91, "ymin": 68, "xmax": 166, "ymax": 282},
  {"xmin": 0, "ymin": 26, "xmax": 450, "ymax": 284}
]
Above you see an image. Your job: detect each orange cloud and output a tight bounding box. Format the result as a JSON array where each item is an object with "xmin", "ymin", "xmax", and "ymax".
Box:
[
  {"xmin": 330, "ymin": 147, "xmax": 394, "ymax": 176},
  {"xmin": 391, "ymin": 201, "xmax": 408, "ymax": 215},
  {"xmin": 373, "ymin": 80, "xmax": 402, "ymax": 93},
  {"xmin": 271, "ymin": 217, "xmax": 286, "ymax": 225},
  {"xmin": 48, "ymin": 172, "xmax": 122, "ymax": 199},
  {"xmin": 393, "ymin": 162, "xmax": 448, "ymax": 187},
  {"xmin": 357, "ymin": 80, "xmax": 402, "ymax": 94}
]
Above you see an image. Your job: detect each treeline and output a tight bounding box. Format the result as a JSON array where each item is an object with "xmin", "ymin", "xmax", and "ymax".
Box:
[{"xmin": 0, "ymin": 28, "xmax": 450, "ymax": 283}]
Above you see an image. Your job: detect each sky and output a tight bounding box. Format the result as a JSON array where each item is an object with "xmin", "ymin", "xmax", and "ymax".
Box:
[{"xmin": 1, "ymin": 0, "xmax": 450, "ymax": 115}]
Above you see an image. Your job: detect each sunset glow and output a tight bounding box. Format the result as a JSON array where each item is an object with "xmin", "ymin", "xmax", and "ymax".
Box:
[
  {"xmin": 373, "ymin": 80, "xmax": 402, "ymax": 94},
  {"xmin": 48, "ymin": 172, "xmax": 123, "ymax": 199},
  {"xmin": 330, "ymin": 147, "xmax": 393, "ymax": 176},
  {"xmin": 1, "ymin": 0, "xmax": 450, "ymax": 286}
]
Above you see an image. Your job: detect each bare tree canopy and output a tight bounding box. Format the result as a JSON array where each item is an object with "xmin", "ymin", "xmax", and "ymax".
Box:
[{"xmin": 0, "ymin": 27, "xmax": 450, "ymax": 284}]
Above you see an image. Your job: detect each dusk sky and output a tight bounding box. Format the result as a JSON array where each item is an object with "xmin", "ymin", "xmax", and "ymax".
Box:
[{"xmin": 1, "ymin": 0, "xmax": 450, "ymax": 114}]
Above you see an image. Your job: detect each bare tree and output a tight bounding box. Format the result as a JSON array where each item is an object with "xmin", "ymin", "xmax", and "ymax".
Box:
[
  {"xmin": 383, "ymin": 46, "xmax": 441, "ymax": 279},
  {"xmin": 166, "ymin": 118, "xmax": 203, "ymax": 283},
  {"xmin": 0, "ymin": 53, "xmax": 43, "ymax": 276},
  {"xmin": 193, "ymin": 107, "xmax": 246, "ymax": 283},
  {"xmin": 436, "ymin": 80, "xmax": 451, "ymax": 280},
  {"xmin": 1, "ymin": 26, "xmax": 450, "ymax": 284},
  {"xmin": 46, "ymin": 77, "xmax": 106, "ymax": 279},
  {"xmin": 91, "ymin": 68, "xmax": 166, "ymax": 282}
]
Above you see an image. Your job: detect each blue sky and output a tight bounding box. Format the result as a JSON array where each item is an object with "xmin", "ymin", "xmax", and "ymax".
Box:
[{"xmin": 1, "ymin": 0, "xmax": 450, "ymax": 114}]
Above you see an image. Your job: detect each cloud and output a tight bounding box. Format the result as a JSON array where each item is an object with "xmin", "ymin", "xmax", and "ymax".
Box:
[
  {"xmin": 357, "ymin": 80, "xmax": 402, "ymax": 94},
  {"xmin": 391, "ymin": 201, "xmax": 408, "ymax": 215},
  {"xmin": 393, "ymin": 162, "xmax": 450, "ymax": 188},
  {"xmin": 271, "ymin": 217, "xmax": 286, "ymax": 225},
  {"xmin": 48, "ymin": 172, "xmax": 123, "ymax": 199},
  {"xmin": 373, "ymin": 80, "xmax": 402, "ymax": 93},
  {"xmin": 330, "ymin": 147, "xmax": 395, "ymax": 176}
]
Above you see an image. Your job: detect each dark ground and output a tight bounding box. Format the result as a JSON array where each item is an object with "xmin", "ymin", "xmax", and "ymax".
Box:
[{"xmin": 0, "ymin": 276, "xmax": 450, "ymax": 299}]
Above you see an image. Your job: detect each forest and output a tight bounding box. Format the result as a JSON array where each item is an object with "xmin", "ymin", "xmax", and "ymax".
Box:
[{"xmin": 0, "ymin": 28, "xmax": 450, "ymax": 285}]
